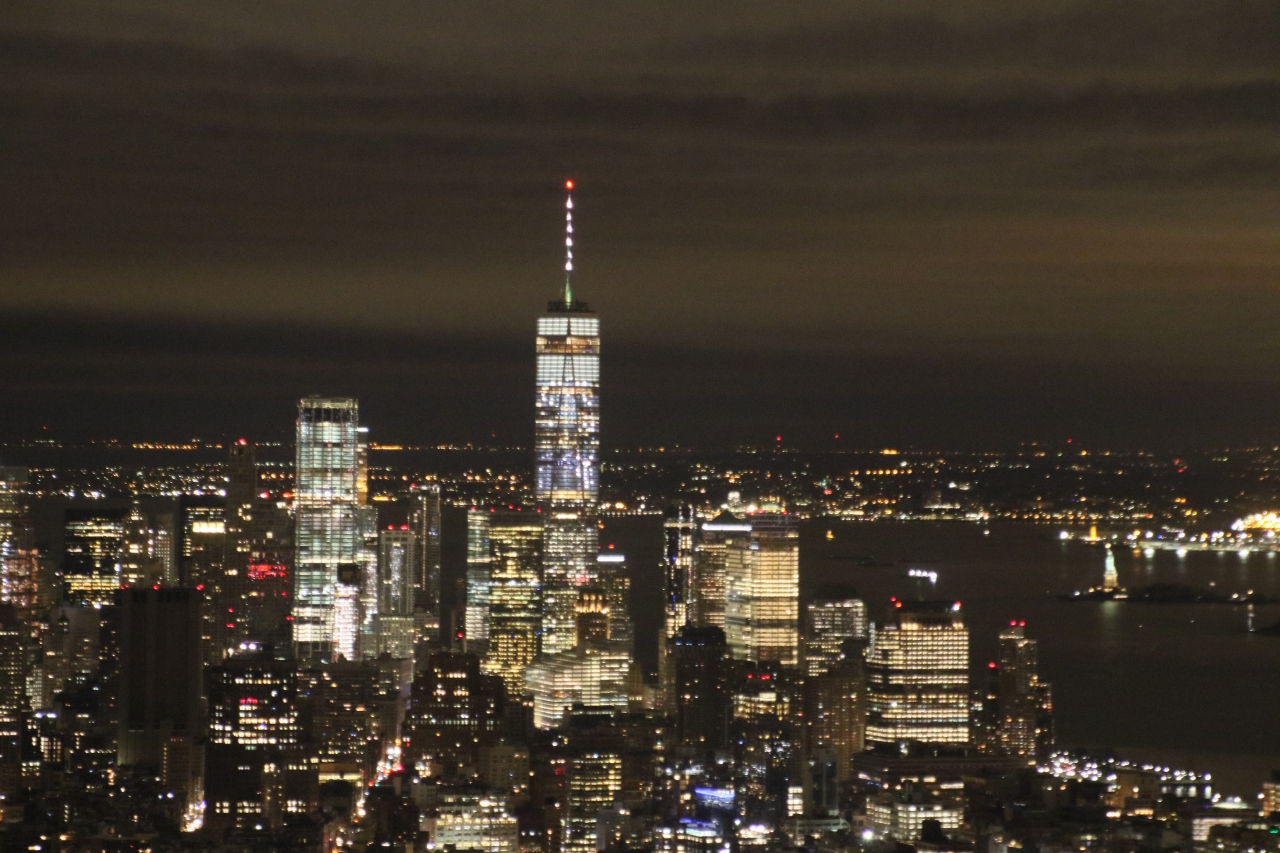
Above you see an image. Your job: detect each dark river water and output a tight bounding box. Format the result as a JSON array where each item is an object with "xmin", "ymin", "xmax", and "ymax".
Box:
[{"xmin": 601, "ymin": 517, "xmax": 1280, "ymax": 797}]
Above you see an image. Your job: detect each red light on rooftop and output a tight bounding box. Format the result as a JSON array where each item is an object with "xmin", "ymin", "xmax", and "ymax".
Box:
[
  {"xmin": 152, "ymin": 584, "xmax": 160, "ymax": 590},
  {"xmin": 237, "ymin": 437, "xmax": 247, "ymax": 446},
  {"xmin": 565, "ymin": 179, "xmax": 574, "ymax": 190},
  {"xmin": 988, "ymin": 661, "xmax": 997, "ymax": 669},
  {"xmin": 196, "ymin": 584, "xmax": 204, "ymax": 591}
]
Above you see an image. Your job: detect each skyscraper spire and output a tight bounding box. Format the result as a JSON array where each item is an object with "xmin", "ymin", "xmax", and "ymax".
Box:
[{"xmin": 564, "ymin": 179, "xmax": 574, "ymax": 305}]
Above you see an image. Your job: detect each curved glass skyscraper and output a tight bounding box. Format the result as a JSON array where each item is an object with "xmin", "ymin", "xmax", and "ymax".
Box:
[{"xmin": 535, "ymin": 183, "xmax": 600, "ymax": 655}]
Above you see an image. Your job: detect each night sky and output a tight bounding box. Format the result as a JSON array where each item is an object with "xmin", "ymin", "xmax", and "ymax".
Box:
[{"xmin": 4, "ymin": 1, "xmax": 1280, "ymax": 448}]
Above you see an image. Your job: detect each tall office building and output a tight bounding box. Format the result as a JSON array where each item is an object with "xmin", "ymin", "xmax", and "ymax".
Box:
[
  {"xmin": 802, "ymin": 597, "xmax": 868, "ymax": 678},
  {"xmin": 996, "ymin": 621, "xmax": 1052, "ymax": 759},
  {"xmin": 667, "ymin": 626, "xmax": 730, "ymax": 754},
  {"xmin": 206, "ymin": 653, "xmax": 316, "ymax": 832},
  {"xmin": 375, "ymin": 526, "xmax": 418, "ymax": 659},
  {"xmin": 593, "ymin": 551, "xmax": 633, "ymax": 653},
  {"xmin": 724, "ymin": 514, "xmax": 800, "ymax": 667},
  {"xmin": 691, "ymin": 512, "xmax": 750, "ymax": 629},
  {"xmin": 483, "ymin": 510, "xmax": 543, "ymax": 693},
  {"xmin": 0, "ymin": 468, "xmax": 37, "ymax": 620},
  {"xmin": 866, "ymin": 600, "xmax": 970, "ymax": 746},
  {"xmin": 466, "ymin": 509, "xmax": 494, "ymax": 654},
  {"xmin": 0, "ymin": 604, "xmax": 25, "ymax": 798},
  {"xmin": 294, "ymin": 397, "xmax": 362, "ymax": 663},
  {"xmin": 63, "ymin": 506, "xmax": 127, "ymax": 605},
  {"xmin": 536, "ymin": 181, "xmax": 600, "ymax": 655},
  {"xmin": 410, "ymin": 484, "xmax": 443, "ymax": 615},
  {"xmin": 116, "ymin": 587, "xmax": 205, "ymax": 803},
  {"xmin": 662, "ymin": 506, "xmax": 697, "ymax": 643}
]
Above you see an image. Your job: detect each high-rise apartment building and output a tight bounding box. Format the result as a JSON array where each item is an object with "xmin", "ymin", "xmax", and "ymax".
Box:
[
  {"xmin": 802, "ymin": 597, "xmax": 868, "ymax": 678},
  {"xmin": 691, "ymin": 512, "xmax": 750, "ymax": 630},
  {"xmin": 536, "ymin": 182, "xmax": 600, "ymax": 655},
  {"xmin": 724, "ymin": 514, "xmax": 800, "ymax": 667},
  {"xmin": 483, "ymin": 510, "xmax": 543, "ymax": 694},
  {"xmin": 997, "ymin": 622, "xmax": 1052, "ymax": 759},
  {"xmin": 866, "ymin": 600, "xmax": 970, "ymax": 746},
  {"xmin": 293, "ymin": 397, "xmax": 361, "ymax": 663}
]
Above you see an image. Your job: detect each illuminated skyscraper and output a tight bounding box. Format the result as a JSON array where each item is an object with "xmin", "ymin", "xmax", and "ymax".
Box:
[
  {"xmin": 724, "ymin": 514, "xmax": 800, "ymax": 667},
  {"xmin": 0, "ymin": 604, "xmax": 24, "ymax": 798},
  {"xmin": 996, "ymin": 621, "xmax": 1052, "ymax": 759},
  {"xmin": 63, "ymin": 507, "xmax": 126, "ymax": 605},
  {"xmin": 375, "ymin": 526, "xmax": 417, "ymax": 659},
  {"xmin": 526, "ymin": 643, "xmax": 631, "ymax": 729},
  {"xmin": 536, "ymin": 181, "xmax": 600, "ymax": 655},
  {"xmin": 410, "ymin": 484, "xmax": 443, "ymax": 615},
  {"xmin": 592, "ymin": 551, "xmax": 633, "ymax": 653},
  {"xmin": 663, "ymin": 506, "xmax": 697, "ymax": 642},
  {"xmin": 483, "ymin": 510, "xmax": 543, "ymax": 693},
  {"xmin": 0, "ymin": 468, "xmax": 37, "ymax": 620},
  {"xmin": 294, "ymin": 397, "xmax": 362, "ymax": 663},
  {"xmin": 466, "ymin": 509, "xmax": 494, "ymax": 654},
  {"xmin": 802, "ymin": 597, "xmax": 868, "ymax": 678},
  {"xmin": 866, "ymin": 600, "xmax": 970, "ymax": 746},
  {"xmin": 691, "ymin": 512, "xmax": 750, "ymax": 630}
]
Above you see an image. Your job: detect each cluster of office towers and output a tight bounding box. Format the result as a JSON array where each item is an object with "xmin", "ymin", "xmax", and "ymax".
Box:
[{"xmin": 0, "ymin": 187, "xmax": 1055, "ymax": 851}]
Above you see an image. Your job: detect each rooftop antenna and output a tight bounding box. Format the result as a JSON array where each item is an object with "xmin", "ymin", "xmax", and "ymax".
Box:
[{"xmin": 563, "ymin": 179, "xmax": 575, "ymax": 305}]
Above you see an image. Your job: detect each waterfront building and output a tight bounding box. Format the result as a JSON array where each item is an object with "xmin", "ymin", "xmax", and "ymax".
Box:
[
  {"xmin": 866, "ymin": 600, "xmax": 970, "ymax": 746},
  {"xmin": 536, "ymin": 182, "xmax": 600, "ymax": 655},
  {"xmin": 293, "ymin": 397, "xmax": 361, "ymax": 663},
  {"xmin": 724, "ymin": 514, "xmax": 800, "ymax": 667},
  {"xmin": 997, "ymin": 621, "xmax": 1053, "ymax": 759}
]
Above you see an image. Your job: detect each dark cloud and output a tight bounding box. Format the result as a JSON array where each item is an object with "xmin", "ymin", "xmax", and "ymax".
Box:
[{"xmin": 1, "ymin": 1, "xmax": 1279, "ymax": 444}]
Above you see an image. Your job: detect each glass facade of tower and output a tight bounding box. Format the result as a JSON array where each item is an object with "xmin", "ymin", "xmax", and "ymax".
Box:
[
  {"xmin": 293, "ymin": 397, "xmax": 361, "ymax": 663},
  {"xmin": 724, "ymin": 514, "xmax": 799, "ymax": 667},
  {"xmin": 865, "ymin": 600, "xmax": 970, "ymax": 746},
  {"xmin": 535, "ymin": 307, "xmax": 600, "ymax": 655}
]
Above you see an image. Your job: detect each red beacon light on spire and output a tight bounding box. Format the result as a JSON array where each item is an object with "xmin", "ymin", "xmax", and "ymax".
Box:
[{"xmin": 565, "ymin": 179, "xmax": 575, "ymax": 190}]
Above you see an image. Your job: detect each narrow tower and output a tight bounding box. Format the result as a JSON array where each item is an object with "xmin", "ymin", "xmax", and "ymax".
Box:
[{"xmin": 535, "ymin": 180, "xmax": 601, "ymax": 655}]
